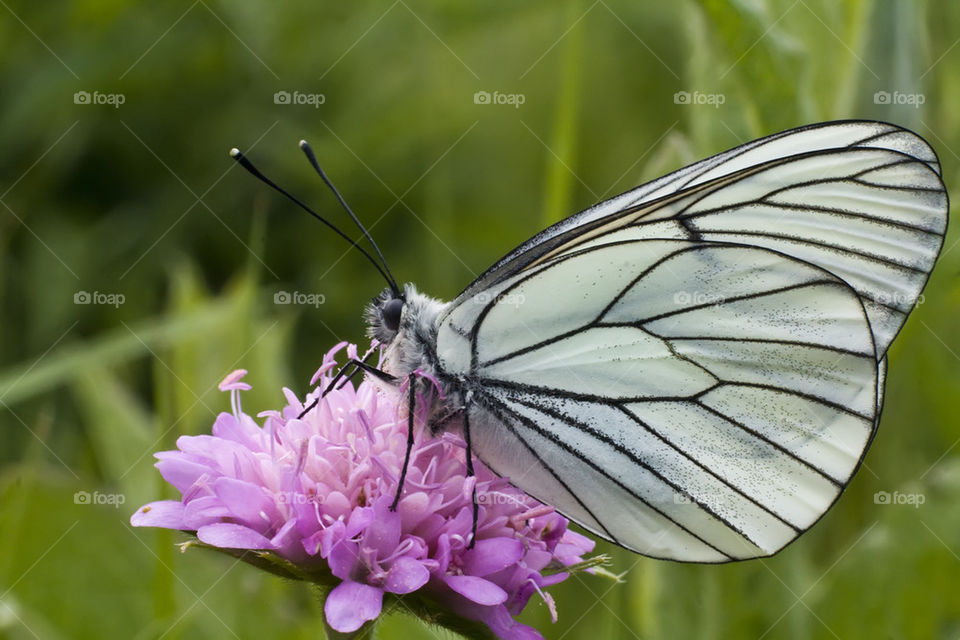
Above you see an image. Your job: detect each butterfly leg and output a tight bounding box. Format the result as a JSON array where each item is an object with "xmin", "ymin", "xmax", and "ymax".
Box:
[
  {"xmin": 297, "ymin": 356, "xmax": 397, "ymax": 419},
  {"xmin": 418, "ymin": 402, "xmax": 476, "ymax": 543},
  {"xmin": 463, "ymin": 400, "xmax": 478, "ymax": 548},
  {"xmin": 390, "ymin": 373, "xmax": 417, "ymax": 511},
  {"xmin": 332, "ymin": 348, "xmax": 377, "ymax": 392}
]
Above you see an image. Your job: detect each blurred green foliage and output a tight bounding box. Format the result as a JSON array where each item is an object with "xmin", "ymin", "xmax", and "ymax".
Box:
[{"xmin": 1, "ymin": 0, "xmax": 959, "ymax": 638}]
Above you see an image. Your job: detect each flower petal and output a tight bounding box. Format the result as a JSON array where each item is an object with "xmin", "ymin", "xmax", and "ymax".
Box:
[
  {"xmin": 317, "ymin": 520, "xmax": 346, "ymax": 558},
  {"xmin": 345, "ymin": 506, "xmax": 375, "ymax": 538},
  {"xmin": 270, "ymin": 519, "xmax": 303, "ymax": 560},
  {"xmin": 322, "ymin": 491, "xmax": 352, "ymax": 521},
  {"xmin": 327, "ymin": 537, "xmax": 360, "ymax": 581},
  {"xmin": 154, "ymin": 456, "xmax": 212, "ymax": 495},
  {"xmin": 483, "ymin": 604, "xmax": 544, "ymax": 640},
  {"xmin": 397, "ymin": 491, "xmax": 432, "ymax": 530},
  {"xmin": 182, "ymin": 496, "xmax": 231, "ymax": 529},
  {"xmin": 446, "ymin": 601, "xmax": 544, "ymax": 640},
  {"xmin": 362, "ymin": 497, "xmax": 401, "ymax": 556},
  {"xmin": 556, "ymin": 531, "xmax": 596, "ymax": 563},
  {"xmin": 301, "ymin": 530, "xmax": 323, "ymax": 557},
  {"xmin": 384, "ymin": 557, "xmax": 430, "ymax": 594},
  {"xmin": 197, "ymin": 523, "xmax": 274, "ymax": 549},
  {"xmin": 324, "ymin": 580, "xmax": 383, "ymax": 633},
  {"xmin": 462, "ymin": 537, "xmax": 524, "ymax": 577},
  {"xmin": 522, "ymin": 548, "xmax": 553, "ymax": 573},
  {"xmin": 210, "ymin": 412, "xmax": 260, "ymax": 448},
  {"xmin": 434, "ymin": 534, "xmax": 452, "ymax": 575},
  {"xmin": 213, "ymin": 476, "xmax": 275, "ymax": 527},
  {"xmin": 311, "ymin": 341, "xmax": 349, "ymax": 385},
  {"xmin": 444, "ymin": 575, "xmax": 508, "ymax": 605},
  {"xmin": 130, "ymin": 501, "xmax": 185, "ymax": 529}
]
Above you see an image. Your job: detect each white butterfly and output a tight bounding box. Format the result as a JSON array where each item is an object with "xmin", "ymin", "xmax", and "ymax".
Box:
[{"xmin": 234, "ymin": 120, "xmax": 948, "ymax": 563}]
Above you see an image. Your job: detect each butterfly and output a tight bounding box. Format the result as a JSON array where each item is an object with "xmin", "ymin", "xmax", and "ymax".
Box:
[{"xmin": 231, "ymin": 120, "xmax": 948, "ymax": 562}]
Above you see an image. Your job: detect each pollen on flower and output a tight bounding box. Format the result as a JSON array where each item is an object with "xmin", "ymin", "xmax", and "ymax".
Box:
[
  {"xmin": 217, "ymin": 368, "xmax": 251, "ymax": 392},
  {"xmin": 131, "ymin": 342, "xmax": 596, "ymax": 640}
]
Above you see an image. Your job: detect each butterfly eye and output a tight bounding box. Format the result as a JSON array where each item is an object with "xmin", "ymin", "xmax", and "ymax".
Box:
[{"xmin": 382, "ymin": 297, "xmax": 404, "ymax": 332}]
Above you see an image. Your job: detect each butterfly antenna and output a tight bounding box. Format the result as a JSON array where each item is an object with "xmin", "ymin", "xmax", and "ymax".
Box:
[
  {"xmin": 298, "ymin": 140, "xmax": 399, "ymax": 296},
  {"xmin": 229, "ymin": 147, "xmax": 400, "ymax": 296}
]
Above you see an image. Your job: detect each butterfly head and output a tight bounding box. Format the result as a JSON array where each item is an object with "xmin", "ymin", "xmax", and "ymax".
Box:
[
  {"xmin": 366, "ymin": 287, "xmax": 407, "ymax": 344},
  {"xmin": 365, "ymin": 283, "xmax": 447, "ymax": 377}
]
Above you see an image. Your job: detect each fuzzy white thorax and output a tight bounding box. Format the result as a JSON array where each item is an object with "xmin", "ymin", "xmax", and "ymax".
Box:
[{"xmin": 366, "ymin": 283, "xmax": 449, "ymax": 382}]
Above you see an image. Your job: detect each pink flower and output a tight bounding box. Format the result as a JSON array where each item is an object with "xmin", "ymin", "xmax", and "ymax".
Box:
[{"xmin": 131, "ymin": 342, "xmax": 595, "ymax": 639}]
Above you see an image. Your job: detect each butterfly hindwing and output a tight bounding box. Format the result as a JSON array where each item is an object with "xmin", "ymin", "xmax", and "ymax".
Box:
[{"xmin": 441, "ymin": 241, "xmax": 877, "ymax": 561}]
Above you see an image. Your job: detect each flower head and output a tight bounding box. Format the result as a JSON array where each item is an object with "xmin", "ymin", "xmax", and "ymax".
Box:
[{"xmin": 132, "ymin": 342, "xmax": 595, "ymax": 638}]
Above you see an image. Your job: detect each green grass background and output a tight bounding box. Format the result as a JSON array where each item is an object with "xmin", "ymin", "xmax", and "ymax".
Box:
[{"xmin": 1, "ymin": 1, "xmax": 959, "ymax": 638}]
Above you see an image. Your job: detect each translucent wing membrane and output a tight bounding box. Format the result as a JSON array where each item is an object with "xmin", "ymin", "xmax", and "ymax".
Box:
[{"xmin": 434, "ymin": 121, "xmax": 947, "ymax": 561}]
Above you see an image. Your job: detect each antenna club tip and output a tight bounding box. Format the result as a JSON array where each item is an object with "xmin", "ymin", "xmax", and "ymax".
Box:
[
  {"xmin": 229, "ymin": 148, "xmax": 241, "ymax": 158},
  {"xmin": 298, "ymin": 139, "xmax": 309, "ymax": 149}
]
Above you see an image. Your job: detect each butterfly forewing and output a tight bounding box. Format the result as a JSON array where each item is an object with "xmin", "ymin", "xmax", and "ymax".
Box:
[{"xmin": 448, "ymin": 122, "xmax": 945, "ymax": 358}]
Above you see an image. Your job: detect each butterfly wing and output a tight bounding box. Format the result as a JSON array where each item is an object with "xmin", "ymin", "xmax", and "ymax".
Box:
[{"xmin": 434, "ymin": 121, "xmax": 947, "ymax": 561}]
